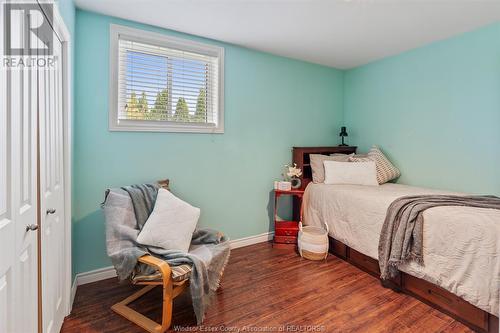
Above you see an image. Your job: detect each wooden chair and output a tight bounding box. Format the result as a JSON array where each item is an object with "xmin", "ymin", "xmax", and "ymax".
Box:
[{"xmin": 111, "ymin": 254, "xmax": 189, "ymax": 333}]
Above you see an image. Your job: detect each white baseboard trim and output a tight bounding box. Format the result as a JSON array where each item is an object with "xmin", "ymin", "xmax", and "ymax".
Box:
[
  {"xmin": 229, "ymin": 231, "xmax": 273, "ymax": 249},
  {"xmin": 69, "ymin": 231, "xmax": 273, "ymax": 311},
  {"xmin": 76, "ymin": 265, "xmax": 118, "ymax": 286}
]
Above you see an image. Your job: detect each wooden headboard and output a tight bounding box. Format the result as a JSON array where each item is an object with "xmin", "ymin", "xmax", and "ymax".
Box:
[{"xmin": 292, "ymin": 146, "xmax": 357, "ymax": 190}]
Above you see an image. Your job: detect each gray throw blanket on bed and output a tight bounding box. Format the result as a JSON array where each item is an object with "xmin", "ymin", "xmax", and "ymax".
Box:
[
  {"xmin": 103, "ymin": 184, "xmax": 231, "ymax": 324},
  {"xmin": 379, "ymin": 195, "xmax": 500, "ymax": 280}
]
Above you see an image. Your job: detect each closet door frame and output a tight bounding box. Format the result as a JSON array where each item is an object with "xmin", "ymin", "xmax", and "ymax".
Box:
[{"xmin": 37, "ymin": 2, "xmax": 73, "ymax": 318}]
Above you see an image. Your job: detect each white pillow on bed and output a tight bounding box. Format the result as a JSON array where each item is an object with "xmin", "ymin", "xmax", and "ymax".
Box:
[
  {"xmin": 310, "ymin": 153, "xmax": 352, "ymax": 183},
  {"xmin": 323, "ymin": 161, "xmax": 378, "ymax": 186},
  {"xmin": 137, "ymin": 188, "xmax": 200, "ymax": 253}
]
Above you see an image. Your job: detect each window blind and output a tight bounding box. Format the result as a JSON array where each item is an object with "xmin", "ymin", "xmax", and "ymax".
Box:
[{"xmin": 117, "ymin": 37, "xmax": 220, "ymax": 125}]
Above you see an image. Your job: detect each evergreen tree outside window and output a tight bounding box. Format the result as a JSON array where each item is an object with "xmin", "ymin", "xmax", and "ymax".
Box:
[
  {"xmin": 174, "ymin": 97, "xmax": 189, "ymax": 121},
  {"xmin": 194, "ymin": 88, "xmax": 207, "ymax": 122}
]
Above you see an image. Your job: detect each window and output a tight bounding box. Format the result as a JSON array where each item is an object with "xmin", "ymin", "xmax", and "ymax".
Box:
[{"xmin": 109, "ymin": 25, "xmax": 224, "ymax": 133}]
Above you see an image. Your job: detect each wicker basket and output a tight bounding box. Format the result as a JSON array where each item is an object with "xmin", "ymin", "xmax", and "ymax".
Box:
[{"xmin": 298, "ymin": 222, "xmax": 329, "ymax": 261}]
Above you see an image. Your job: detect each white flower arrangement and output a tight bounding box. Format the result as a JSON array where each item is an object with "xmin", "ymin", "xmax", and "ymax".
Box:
[{"xmin": 283, "ymin": 163, "xmax": 302, "ymax": 180}]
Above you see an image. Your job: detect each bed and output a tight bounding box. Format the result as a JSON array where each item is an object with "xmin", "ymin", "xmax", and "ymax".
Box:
[{"xmin": 293, "ymin": 146, "xmax": 500, "ymax": 333}]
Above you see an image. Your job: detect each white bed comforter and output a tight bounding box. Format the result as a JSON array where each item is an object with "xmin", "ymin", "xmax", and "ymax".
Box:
[{"xmin": 303, "ymin": 183, "xmax": 500, "ymax": 316}]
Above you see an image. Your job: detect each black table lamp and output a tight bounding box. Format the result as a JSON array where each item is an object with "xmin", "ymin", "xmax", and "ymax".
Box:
[{"xmin": 339, "ymin": 126, "xmax": 348, "ymax": 146}]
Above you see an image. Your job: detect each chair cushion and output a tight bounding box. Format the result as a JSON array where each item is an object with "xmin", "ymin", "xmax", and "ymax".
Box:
[
  {"xmin": 132, "ymin": 264, "xmax": 192, "ymax": 284},
  {"xmin": 171, "ymin": 264, "xmax": 192, "ymax": 282}
]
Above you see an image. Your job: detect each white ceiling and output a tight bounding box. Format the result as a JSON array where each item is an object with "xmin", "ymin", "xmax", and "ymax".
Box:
[{"xmin": 73, "ymin": 0, "xmax": 500, "ymax": 69}]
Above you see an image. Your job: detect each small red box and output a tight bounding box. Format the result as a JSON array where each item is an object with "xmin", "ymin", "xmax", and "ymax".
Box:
[{"xmin": 275, "ymin": 221, "xmax": 299, "ymax": 237}]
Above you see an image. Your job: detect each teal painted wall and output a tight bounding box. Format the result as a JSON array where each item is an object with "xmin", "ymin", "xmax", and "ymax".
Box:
[
  {"xmin": 72, "ymin": 9, "xmax": 500, "ymax": 276},
  {"xmin": 344, "ymin": 22, "xmax": 500, "ymax": 195},
  {"xmin": 73, "ymin": 10, "xmax": 344, "ymax": 275}
]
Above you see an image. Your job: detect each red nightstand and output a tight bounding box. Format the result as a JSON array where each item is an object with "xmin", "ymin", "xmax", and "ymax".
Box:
[{"xmin": 273, "ymin": 189, "xmax": 304, "ymax": 249}]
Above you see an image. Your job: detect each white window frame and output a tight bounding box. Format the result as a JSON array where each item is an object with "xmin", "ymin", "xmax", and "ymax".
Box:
[{"xmin": 109, "ymin": 24, "xmax": 225, "ymax": 133}]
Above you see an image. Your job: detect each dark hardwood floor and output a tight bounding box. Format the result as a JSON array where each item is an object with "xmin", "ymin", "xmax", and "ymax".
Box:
[{"xmin": 62, "ymin": 242, "xmax": 472, "ymax": 333}]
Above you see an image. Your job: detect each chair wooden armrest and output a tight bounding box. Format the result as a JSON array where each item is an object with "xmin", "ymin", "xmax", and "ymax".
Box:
[
  {"xmin": 111, "ymin": 254, "xmax": 188, "ymax": 333},
  {"xmin": 138, "ymin": 254, "xmax": 172, "ymax": 282}
]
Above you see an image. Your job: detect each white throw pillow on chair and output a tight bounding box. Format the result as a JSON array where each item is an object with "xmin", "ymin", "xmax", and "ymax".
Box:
[{"xmin": 137, "ymin": 188, "xmax": 200, "ymax": 253}]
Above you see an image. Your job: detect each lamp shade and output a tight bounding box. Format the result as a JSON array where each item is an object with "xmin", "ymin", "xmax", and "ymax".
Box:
[{"xmin": 339, "ymin": 126, "xmax": 348, "ymax": 137}]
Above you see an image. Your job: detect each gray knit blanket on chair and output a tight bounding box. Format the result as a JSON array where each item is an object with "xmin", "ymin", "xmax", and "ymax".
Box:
[
  {"xmin": 103, "ymin": 184, "xmax": 231, "ymax": 324},
  {"xmin": 378, "ymin": 194, "xmax": 500, "ymax": 280}
]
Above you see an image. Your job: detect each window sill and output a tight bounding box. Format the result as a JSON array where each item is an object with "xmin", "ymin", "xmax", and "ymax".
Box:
[{"xmin": 109, "ymin": 121, "xmax": 224, "ymax": 134}]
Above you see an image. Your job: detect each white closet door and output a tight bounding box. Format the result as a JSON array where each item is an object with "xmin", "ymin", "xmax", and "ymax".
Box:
[
  {"xmin": 0, "ymin": 5, "xmax": 39, "ymax": 333},
  {"xmin": 39, "ymin": 31, "xmax": 66, "ymax": 333}
]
